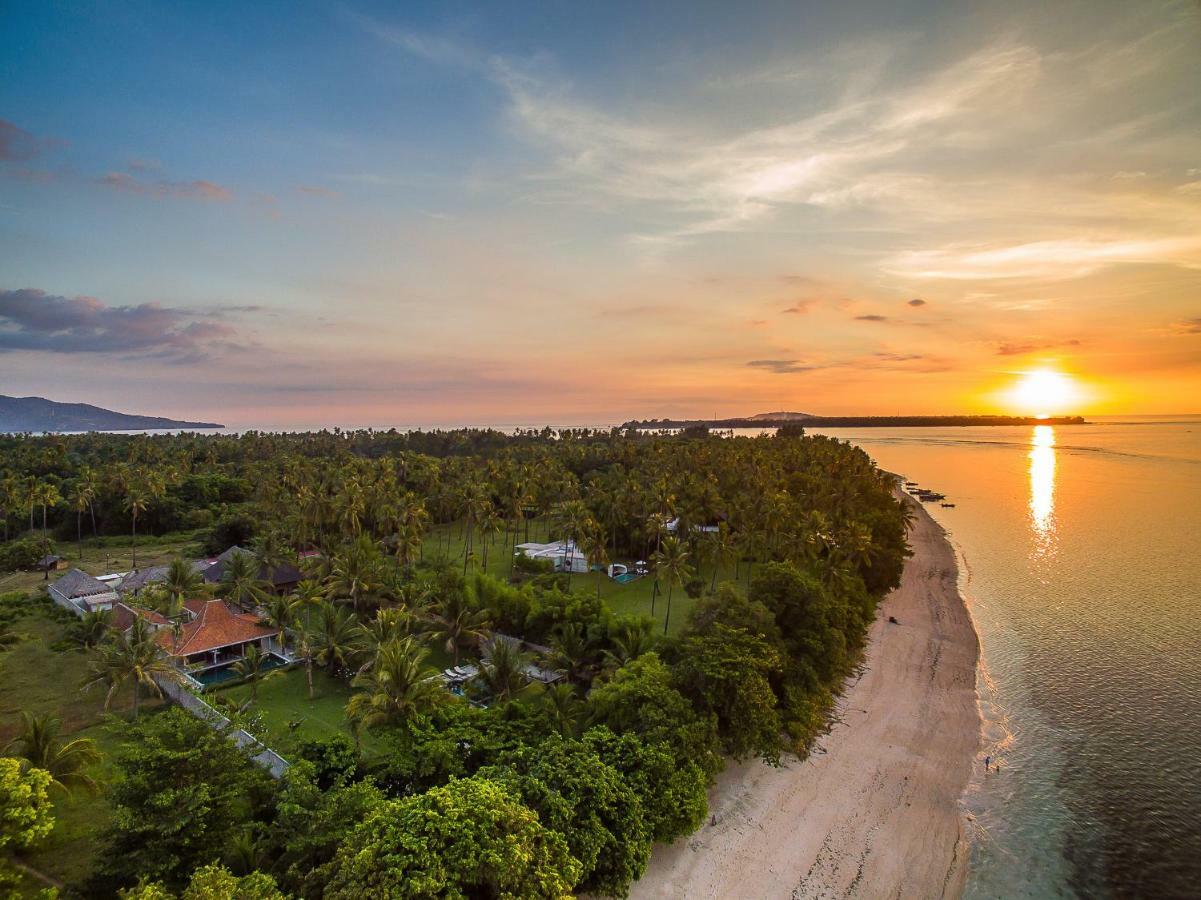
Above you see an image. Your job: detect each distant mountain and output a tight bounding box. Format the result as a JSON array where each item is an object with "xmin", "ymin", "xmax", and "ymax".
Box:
[
  {"xmin": 0, "ymin": 395, "xmax": 223, "ymax": 433},
  {"xmin": 744, "ymin": 411, "xmax": 816, "ymax": 421}
]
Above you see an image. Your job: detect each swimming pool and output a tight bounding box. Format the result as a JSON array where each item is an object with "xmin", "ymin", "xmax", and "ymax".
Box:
[
  {"xmin": 613, "ymin": 572, "xmax": 640, "ymax": 584},
  {"xmin": 191, "ymin": 653, "xmax": 289, "ymax": 687}
]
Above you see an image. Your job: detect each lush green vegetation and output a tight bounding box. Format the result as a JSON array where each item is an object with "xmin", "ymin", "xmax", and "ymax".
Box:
[{"xmin": 1, "ymin": 428, "xmax": 910, "ymax": 897}]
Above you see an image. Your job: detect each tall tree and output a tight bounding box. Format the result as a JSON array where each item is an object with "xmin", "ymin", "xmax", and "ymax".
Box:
[{"xmin": 5, "ymin": 711, "xmax": 102, "ymax": 795}]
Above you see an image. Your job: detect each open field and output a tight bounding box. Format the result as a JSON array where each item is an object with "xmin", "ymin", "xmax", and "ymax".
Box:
[
  {"xmin": 0, "ymin": 532, "xmax": 202, "ymax": 595},
  {"xmin": 0, "ymin": 596, "xmax": 162, "ymax": 893}
]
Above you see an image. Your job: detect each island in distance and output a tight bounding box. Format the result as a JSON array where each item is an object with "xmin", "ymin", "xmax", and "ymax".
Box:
[
  {"xmin": 625, "ymin": 411, "xmax": 1087, "ymax": 429},
  {"xmin": 0, "ymin": 395, "xmax": 223, "ymax": 433}
]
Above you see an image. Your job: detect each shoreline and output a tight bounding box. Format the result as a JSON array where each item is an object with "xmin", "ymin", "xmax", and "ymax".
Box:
[{"xmin": 630, "ymin": 496, "xmax": 982, "ymax": 899}]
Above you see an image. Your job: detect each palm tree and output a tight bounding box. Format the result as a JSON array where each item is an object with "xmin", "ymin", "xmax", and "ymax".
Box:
[
  {"xmin": 325, "ymin": 536, "xmax": 384, "ymax": 615},
  {"xmin": 292, "ymin": 625, "xmax": 318, "ymax": 700},
  {"xmin": 123, "ymin": 483, "xmax": 150, "ymax": 570},
  {"xmin": 232, "ymin": 645, "xmax": 280, "ymax": 703},
  {"xmin": 600, "ymin": 620, "xmax": 654, "ymax": 672},
  {"xmin": 70, "ymin": 608, "xmax": 112, "ymax": 649},
  {"xmin": 353, "ymin": 607, "xmax": 412, "ymax": 672},
  {"xmin": 5, "ymin": 711, "xmax": 102, "ymax": 795},
  {"xmin": 77, "ymin": 466, "xmax": 100, "ymax": 542},
  {"xmin": 34, "ymin": 481, "xmax": 62, "ymax": 558},
  {"xmin": 477, "ymin": 637, "xmax": 528, "ymax": 702},
  {"xmin": 163, "ymin": 557, "xmax": 204, "ymax": 611},
  {"xmin": 222, "ymin": 551, "xmax": 268, "ymax": 613},
  {"xmin": 259, "ymin": 593, "xmax": 299, "ymax": 654},
  {"xmin": 345, "ymin": 637, "xmax": 444, "ymax": 731},
  {"xmin": 652, "ymin": 535, "xmax": 693, "ymax": 635},
  {"xmin": 70, "ymin": 478, "xmax": 94, "ymax": 560},
  {"xmin": 85, "ymin": 618, "xmax": 177, "ymax": 719},
  {"xmin": 428, "ymin": 593, "xmax": 491, "ymax": 666},
  {"xmin": 544, "ymin": 682, "xmax": 582, "ymax": 738},
  {"xmin": 310, "ymin": 602, "xmax": 358, "ymax": 678},
  {"xmin": 545, "ymin": 622, "xmax": 597, "ymax": 685}
]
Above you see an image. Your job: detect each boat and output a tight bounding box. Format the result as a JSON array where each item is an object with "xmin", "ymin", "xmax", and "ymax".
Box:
[{"xmin": 941, "ymin": 502, "xmax": 956, "ymax": 508}]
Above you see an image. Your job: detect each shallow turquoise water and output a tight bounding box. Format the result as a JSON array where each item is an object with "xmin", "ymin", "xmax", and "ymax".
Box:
[{"xmin": 807, "ymin": 417, "xmax": 1201, "ymax": 900}]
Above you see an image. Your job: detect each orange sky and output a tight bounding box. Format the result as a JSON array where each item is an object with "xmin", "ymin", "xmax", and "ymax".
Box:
[{"xmin": 2, "ymin": 1, "xmax": 1199, "ymax": 426}]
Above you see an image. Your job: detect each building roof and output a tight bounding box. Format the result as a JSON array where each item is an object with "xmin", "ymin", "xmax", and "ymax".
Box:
[
  {"xmin": 118, "ymin": 565, "xmax": 170, "ymax": 595},
  {"xmin": 201, "ymin": 546, "xmax": 302, "ymax": 588},
  {"xmin": 156, "ymin": 599, "xmax": 275, "ymax": 657},
  {"xmin": 109, "ymin": 602, "xmax": 171, "ymax": 632},
  {"xmin": 49, "ymin": 568, "xmax": 113, "ymax": 601}
]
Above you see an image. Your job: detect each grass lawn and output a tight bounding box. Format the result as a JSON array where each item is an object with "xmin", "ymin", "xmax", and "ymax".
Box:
[
  {"xmin": 422, "ymin": 518, "xmax": 752, "ymax": 636},
  {"xmin": 214, "ymin": 666, "xmax": 358, "ymax": 755},
  {"xmin": 0, "ymin": 532, "xmax": 201, "ymax": 595},
  {"xmin": 0, "ymin": 597, "xmax": 161, "ymax": 894}
]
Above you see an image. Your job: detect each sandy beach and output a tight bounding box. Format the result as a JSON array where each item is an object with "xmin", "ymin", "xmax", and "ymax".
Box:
[{"xmin": 630, "ymin": 497, "xmax": 981, "ymax": 900}]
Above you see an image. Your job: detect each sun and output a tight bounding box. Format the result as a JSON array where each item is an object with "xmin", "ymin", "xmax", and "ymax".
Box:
[{"xmin": 1006, "ymin": 369, "xmax": 1081, "ymax": 418}]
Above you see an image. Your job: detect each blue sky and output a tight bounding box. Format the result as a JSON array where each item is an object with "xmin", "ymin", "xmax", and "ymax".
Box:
[{"xmin": 2, "ymin": 1, "xmax": 1200, "ymax": 425}]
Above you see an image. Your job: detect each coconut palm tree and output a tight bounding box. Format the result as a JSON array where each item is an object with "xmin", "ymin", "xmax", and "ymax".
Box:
[
  {"xmin": 600, "ymin": 620, "xmax": 654, "ymax": 672},
  {"xmin": 652, "ymin": 535, "xmax": 693, "ymax": 635},
  {"xmin": 259, "ymin": 592, "xmax": 299, "ymax": 655},
  {"xmin": 353, "ymin": 607, "xmax": 413, "ymax": 672},
  {"xmin": 346, "ymin": 637, "xmax": 444, "ymax": 731},
  {"xmin": 34, "ymin": 481, "xmax": 61, "ymax": 558},
  {"xmin": 544, "ymin": 682, "xmax": 582, "ymax": 738},
  {"xmin": 325, "ymin": 536, "xmax": 385, "ymax": 615},
  {"xmin": 310, "ymin": 602, "xmax": 358, "ymax": 678},
  {"xmin": 85, "ymin": 618, "xmax": 177, "ymax": 719},
  {"xmin": 164, "ymin": 556, "xmax": 204, "ymax": 610},
  {"xmin": 428, "ymin": 593, "xmax": 491, "ymax": 666},
  {"xmin": 222, "ymin": 551, "xmax": 268, "ymax": 613},
  {"xmin": 477, "ymin": 637, "xmax": 528, "ymax": 703},
  {"xmin": 123, "ymin": 483, "xmax": 150, "ymax": 570},
  {"xmin": 232, "ymin": 644, "xmax": 280, "ymax": 703},
  {"xmin": 544, "ymin": 622, "xmax": 598, "ymax": 686},
  {"xmin": 6, "ymin": 711, "xmax": 102, "ymax": 795},
  {"xmin": 69, "ymin": 478, "xmax": 94, "ymax": 560},
  {"xmin": 69, "ymin": 608, "xmax": 112, "ymax": 649}
]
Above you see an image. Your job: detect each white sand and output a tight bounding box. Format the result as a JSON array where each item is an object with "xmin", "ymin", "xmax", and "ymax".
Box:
[{"xmin": 630, "ymin": 498, "xmax": 981, "ymax": 899}]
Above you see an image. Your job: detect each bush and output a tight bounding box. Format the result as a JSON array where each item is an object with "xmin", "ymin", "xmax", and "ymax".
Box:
[
  {"xmin": 0, "ymin": 538, "xmax": 44, "ymax": 573},
  {"xmin": 684, "ymin": 577, "xmax": 705, "ymax": 599}
]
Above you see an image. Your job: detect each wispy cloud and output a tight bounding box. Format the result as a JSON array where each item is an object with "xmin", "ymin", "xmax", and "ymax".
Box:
[
  {"xmin": 296, "ymin": 184, "xmax": 341, "ymax": 199},
  {"xmin": 854, "ymin": 314, "xmax": 889, "ymax": 322},
  {"xmin": 96, "ymin": 172, "xmax": 233, "ymax": 202},
  {"xmin": 1171, "ymin": 317, "xmax": 1201, "ymax": 335},
  {"xmin": 747, "ymin": 358, "xmax": 816, "ymax": 374}
]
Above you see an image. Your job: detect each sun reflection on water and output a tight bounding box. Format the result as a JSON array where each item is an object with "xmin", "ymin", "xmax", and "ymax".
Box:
[{"xmin": 1029, "ymin": 425, "xmax": 1057, "ymax": 555}]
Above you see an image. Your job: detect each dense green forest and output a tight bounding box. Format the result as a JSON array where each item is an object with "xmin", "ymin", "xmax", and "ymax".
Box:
[{"xmin": 0, "ymin": 428, "xmax": 910, "ymax": 898}]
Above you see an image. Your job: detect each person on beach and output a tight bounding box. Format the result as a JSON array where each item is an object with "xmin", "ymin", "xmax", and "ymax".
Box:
[{"xmin": 984, "ymin": 755, "xmax": 991, "ymax": 772}]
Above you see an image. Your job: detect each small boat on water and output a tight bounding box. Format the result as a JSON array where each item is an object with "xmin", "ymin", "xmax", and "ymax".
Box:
[{"xmin": 941, "ymin": 502, "xmax": 956, "ymax": 508}]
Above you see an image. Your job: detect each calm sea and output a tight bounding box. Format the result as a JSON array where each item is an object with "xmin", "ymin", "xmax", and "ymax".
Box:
[{"xmin": 802, "ymin": 416, "xmax": 1201, "ymax": 900}]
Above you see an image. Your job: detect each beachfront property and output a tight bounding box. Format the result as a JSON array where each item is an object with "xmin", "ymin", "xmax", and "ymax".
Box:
[
  {"xmin": 201, "ymin": 545, "xmax": 303, "ymax": 595},
  {"xmin": 48, "ymin": 568, "xmax": 120, "ymax": 614},
  {"xmin": 514, "ymin": 539, "xmax": 589, "ymax": 574}
]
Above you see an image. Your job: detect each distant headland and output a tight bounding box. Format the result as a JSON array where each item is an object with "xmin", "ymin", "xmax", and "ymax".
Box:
[
  {"xmin": 623, "ymin": 412, "xmax": 1088, "ymax": 429},
  {"xmin": 0, "ymin": 395, "xmax": 224, "ymax": 433}
]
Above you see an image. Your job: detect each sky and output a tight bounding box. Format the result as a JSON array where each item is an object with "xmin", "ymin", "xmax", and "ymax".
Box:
[{"xmin": 2, "ymin": 0, "xmax": 1199, "ymax": 428}]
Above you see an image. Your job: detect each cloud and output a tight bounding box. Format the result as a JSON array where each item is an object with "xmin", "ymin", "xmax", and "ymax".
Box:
[
  {"xmin": 854, "ymin": 314, "xmax": 888, "ymax": 322},
  {"xmin": 1171, "ymin": 317, "xmax": 1201, "ymax": 335},
  {"xmin": 96, "ymin": 172, "xmax": 233, "ymax": 201},
  {"xmin": 0, "ymin": 288, "xmax": 249, "ymax": 361},
  {"xmin": 747, "ymin": 358, "xmax": 816, "ymax": 374},
  {"xmin": 907, "ymin": 298, "xmax": 926, "ymax": 306},
  {"xmin": 0, "ymin": 120, "xmax": 48, "ymax": 161},
  {"xmin": 296, "ymin": 185, "xmax": 341, "ymax": 199},
  {"xmin": 884, "ymin": 237, "xmax": 1201, "ymax": 281},
  {"xmin": 781, "ymin": 300, "xmax": 815, "ymax": 315},
  {"xmin": 996, "ymin": 339, "xmax": 1082, "ymax": 355}
]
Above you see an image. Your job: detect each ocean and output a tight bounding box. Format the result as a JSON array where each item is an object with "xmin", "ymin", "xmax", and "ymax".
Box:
[{"xmin": 803, "ymin": 416, "xmax": 1201, "ymax": 900}]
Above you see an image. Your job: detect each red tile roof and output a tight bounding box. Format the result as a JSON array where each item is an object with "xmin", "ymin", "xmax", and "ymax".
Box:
[{"xmin": 156, "ymin": 599, "xmax": 274, "ymax": 657}]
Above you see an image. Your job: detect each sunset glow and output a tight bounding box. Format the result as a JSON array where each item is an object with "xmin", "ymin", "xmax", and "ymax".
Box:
[
  {"xmin": 1007, "ymin": 370, "xmax": 1082, "ymax": 418},
  {"xmin": 2, "ymin": 2, "xmax": 1200, "ymax": 426}
]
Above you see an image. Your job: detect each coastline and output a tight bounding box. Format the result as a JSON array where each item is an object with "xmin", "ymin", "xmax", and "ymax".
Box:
[{"xmin": 630, "ymin": 496, "xmax": 982, "ymax": 899}]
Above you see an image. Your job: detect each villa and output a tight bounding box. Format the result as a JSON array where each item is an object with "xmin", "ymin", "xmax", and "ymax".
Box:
[
  {"xmin": 48, "ymin": 568, "xmax": 120, "ymax": 615},
  {"xmin": 514, "ymin": 539, "xmax": 589, "ymax": 574},
  {"xmin": 157, "ymin": 598, "xmax": 284, "ymax": 687}
]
